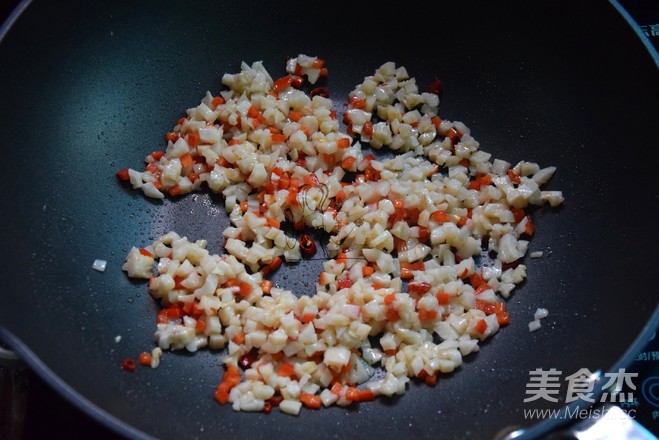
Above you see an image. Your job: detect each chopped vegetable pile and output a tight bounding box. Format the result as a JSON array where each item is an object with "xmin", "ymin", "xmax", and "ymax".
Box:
[{"xmin": 118, "ymin": 55, "xmax": 564, "ymax": 414}]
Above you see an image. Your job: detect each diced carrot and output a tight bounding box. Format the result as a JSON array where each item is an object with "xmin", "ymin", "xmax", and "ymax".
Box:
[
  {"xmin": 408, "ymin": 282, "xmax": 431, "ymax": 294},
  {"xmin": 264, "ymin": 180, "xmax": 277, "ymax": 194},
  {"xmin": 337, "ymin": 137, "xmax": 350, "ymax": 149},
  {"xmin": 497, "ymin": 310, "xmax": 511, "ymax": 326},
  {"xmin": 168, "ymin": 185, "xmax": 183, "ymax": 197},
  {"xmin": 180, "ymin": 152, "xmax": 194, "ymax": 169},
  {"xmin": 303, "ymin": 173, "xmax": 319, "ymax": 187},
  {"xmin": 247, "ymin": 105, "xmax": 261, "ymax": 118},
  {"xmin": 417, "ymin": 226, "xmax": 430, "ymax": 243},
  {"xmin": 351, "ymin": 99, "xmax": 366, "ymax": 109},
  {"xmin": 337, "ymin": 279, "xmax": 353, "ymax": 289},
  {"xmin": 431, "ymin": 210, "xmax": 451, "ymax": 223},
  {"xmin": 238, "ymin": 282, "xmax": 252, "ymax": 297},
  {"xmin": 364, "ymin": 165, "xmax": 381, "ymax": 181},
  {"xmin": 446, "ymin": 127, "xmax": 462, "ymax": 145},
  {"xmin": 286, "ymin": 188, "xmax": 299, "ymax": 206},
  {"xmin": 277, "ymin": 362, "xmax": 296, "ymax": 378},
  {"xmin": 474, "ymin": 283, "xmax": 491, "ymax": 295},
  {"xmin": 300, "ymin": 393, "xmax": 322, "ymax": 409},
  {"xmin": 211, "ymin": 96, "xmax": 225, "ymax": 108},
  {"xmin": 272, "ymin": 75, "xmax": 293, "ymax": 95},
  {"xmin": 507, "ymin": 169, "xmax": 521, "ymax": 185},
  {"xmin": 399, "ymin": 262, "xmax": 423, "ymax": 280},
  {"xmin": 139, "ymin": 248, "xmax": 153, "ymax": 257},
  {"xmin": 151, "ymin": 150, "xmax": 165, "ymax": 160},
  {"xmin": 330, "ymin": 382, "xmax": 343, "ymax": 395},
  {"xmin": 511, "ymin": 207, "xmax": 526, "ymax": 223},
  {"xmin": 436, "ymin": 292, "xmax": 450, "ymax": 305},
  {"xmin": 362, "ymin": 121, "xmax": 373, "ymax": 136},
  {"xmin": 300, "ymin": 313, "xmax": 315, "ymax": 323},
  {"xmin": 260, "ymin": 280, "xmax": 273, "ymax": 295},
  {"xmin": 321, "ymin": 153, "xmax": 335, "ymax": 164},
  {"xmin": 384, "ymin": 294, "xmax": 396, "ymax": 306},
  {"xmin": 468, "ymin": 173, "xmax": 492, "ymax": 190},
  {"xmin": 214, "ymin": 382, "xmax": 231, "ymax": 404},
  {"xmin": 385, "ymin": 309, "xmax": 400, "ymax": 322},
  {"xmin": 341, "ymin": 156, "xmax": 356, "ymax": 169},
  {"xmin": 232, "ymin": 330, "xmax": 245, "ymax": 344},
  {"xmin": 357, "ymin": 389, "xmax": 375, "ymax": 402},
  {"xmin": 457, "ymin": 215, "xmax": 470, "ymax": 227},
  {"xmin": 289, "ymin": 110, "xmax": 302, "ymax": 122},
  {"xmin": 195, "ymin": 319, "xmax": 207, "ymax": 333},
  {"xmin": 469, "ymin": 273, "xmax": 487, "ymax": 289},
  {"xmin": 525, "ymin": 216, "xmax": 535, "ymax": 236},
  {"xmin": 165, "ymin": 132, "xmax": 179, "ymax": 142},
  {"xmin": 418, "ymin": 309, "xmax": 438, "ymax": 321},
  {"xmin": 269, "ymin": 256, "xmax": 282, "ymax": 272},
  {"xmin": 116, "ymin": 168, "xmax": 130, "ymax": 181},
  {"xmin": 187, "ymin": 132, "xmax": 199, "ymax": 147},
  {"xmin": 266, "ymin": 217, "xmax": 280, "ymax": 228},
  {"xmin": 138, "ymin": 352, "xmax": 152, "ymax": 366},
  {"xmin": 474, "ymin": 319, "xmax": 488, "ymax": 334},
  {"xmin": 271, "ymin": 133, "xmax": 286, "ymax": 143},
  {"xmin": 345, "ymin": 387, "xmax": 360, "ymax": 402},
  {"xmin": 362, "ymin": 265, "xmax": 374, "ymax": 277},
  {"xmin": 278, "ymin": 173, "xmax": 290, "ymax": 189}
]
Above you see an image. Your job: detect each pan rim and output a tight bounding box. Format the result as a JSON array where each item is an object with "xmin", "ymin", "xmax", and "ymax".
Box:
[
  {"xmin": 510, "ymin": 304, "xmax": 659, "ymax": 439},
  {"xmin": 0, "ymin": 0, "xmax": 31, "ymax": 42},
  {"xmin": 0, "ymin": 328, "xmax": 154, "ymax": 440},
  {"xmin": 608, "ymin": 0, "xmax": 659, "ymax": 67}
]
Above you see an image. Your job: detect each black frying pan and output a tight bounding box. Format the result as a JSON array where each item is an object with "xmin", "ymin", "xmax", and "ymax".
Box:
[{"xmin": 1, "ymin": 1, "xmax": 657, "ymax": 439}]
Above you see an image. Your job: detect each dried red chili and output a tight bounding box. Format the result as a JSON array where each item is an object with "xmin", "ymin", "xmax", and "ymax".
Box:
[
  {"xmin": 121, "ymin": 358, "xmax": 136, "ymax": 372},
  {"xmin": 299, "ymin": 233, "xmax": 317, "ymax": 255},
  {"xmin": 291, "ymin": 75, "xmax": 304, "ymax": 88},
  {"xmin": 310, "ymin": 87, "xmax": 330, "ymax": 98},
  {"xmin": 429, "ymin": 79, "xmax": 443, "ymax": 95},
  {"xmin": 239, "ymin": 351, "xmax": 258, "ymax": 369}
]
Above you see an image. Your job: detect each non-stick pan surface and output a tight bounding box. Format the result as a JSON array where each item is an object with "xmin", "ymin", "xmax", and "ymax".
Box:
[{"xmin": 1, "ymin": 1, "xmax": 657, "ymax": 439}]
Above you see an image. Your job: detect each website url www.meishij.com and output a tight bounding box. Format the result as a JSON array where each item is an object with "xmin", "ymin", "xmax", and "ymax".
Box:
[{"xmin": 524, "ymin": 406, "xmax": 636, "ymax": 421}]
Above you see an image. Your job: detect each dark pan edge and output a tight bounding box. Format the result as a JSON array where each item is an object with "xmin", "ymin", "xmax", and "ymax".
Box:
[
  {"xmin": 0, "ymin": 328, "xmax": 152, "ymax": 440},
  {"xmin": 609, "ymin": 0, "xmax": 659, "ymax": 66},
  {"xmin": 0, "ymin": 0, "xmax": 31, "ymax": 41},
  {"xmin": 512, "ymin": 304, "xmax": 659, "ymax": 439}
]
